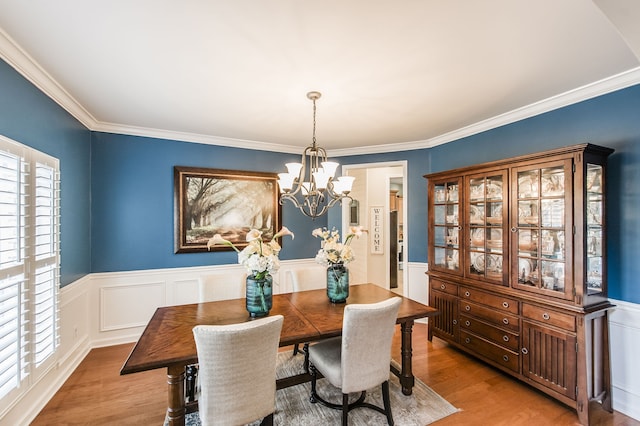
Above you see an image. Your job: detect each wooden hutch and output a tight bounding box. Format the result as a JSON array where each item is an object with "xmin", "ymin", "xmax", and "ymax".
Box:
[{"xmin": 425, "ymin": 144, "xmax": 613, "ymax": 425}]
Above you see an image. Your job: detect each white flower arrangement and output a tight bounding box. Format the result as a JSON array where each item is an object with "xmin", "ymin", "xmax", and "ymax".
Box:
[
  {"xmin": 207, "ymin": 227, "xmax": 295, "ymax": 280},
  {"xmin": 312, "ymin": 226, "xmax": 367, "ymax": 267}
]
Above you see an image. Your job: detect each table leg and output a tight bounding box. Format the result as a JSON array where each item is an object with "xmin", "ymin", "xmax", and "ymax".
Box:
[
  {"xmin": 400, "ymin": 320, "xmax": 415, "ymax": 395},
  {"xmin": 166, "ymin": 365, "xmax": 186, "ymax": 426}
]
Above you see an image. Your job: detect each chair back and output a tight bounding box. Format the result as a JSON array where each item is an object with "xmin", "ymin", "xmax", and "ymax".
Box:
[
  {"xmin": 198, "ymin": 273, "xmax": 246, "ymax": 303},
  {"xmin": 341, "ymin": 297, "xmax": 402, "ymax": 393},
  {"xmin": 193, "ymin": 315, "xmax": 284, "ymax": 426}
]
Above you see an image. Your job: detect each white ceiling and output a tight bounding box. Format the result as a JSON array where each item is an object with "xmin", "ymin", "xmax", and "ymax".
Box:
[{"xmin": 1, "ymin": 0, "xmax": 640, "ymax": 156}]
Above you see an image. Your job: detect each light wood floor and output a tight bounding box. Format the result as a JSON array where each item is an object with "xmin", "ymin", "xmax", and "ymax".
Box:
[{"xmin": 32, "ymin": 323, "xmax": 638, "ymax": 426}]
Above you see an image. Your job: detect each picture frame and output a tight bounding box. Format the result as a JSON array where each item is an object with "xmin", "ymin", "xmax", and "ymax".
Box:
[
  {"xmin": 349, "ymin": 199, "xmax": 359, "ymax": 226},
  {"xmin": 174, "ymin": 166, "xmax": 281, "ymax": 253}
]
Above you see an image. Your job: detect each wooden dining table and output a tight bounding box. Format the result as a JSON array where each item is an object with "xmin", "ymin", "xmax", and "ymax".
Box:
[{"xmin": 120, "ymin": 283, "xmax": 439, "ymax": 426}]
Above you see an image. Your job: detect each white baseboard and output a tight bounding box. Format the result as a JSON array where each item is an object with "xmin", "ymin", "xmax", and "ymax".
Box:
[{"xmin": 4, "ymin": 263, "xmax": 639, "ymax": 424}]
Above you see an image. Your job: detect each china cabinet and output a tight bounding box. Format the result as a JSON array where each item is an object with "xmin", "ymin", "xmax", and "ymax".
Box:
[{"xmin": 425, "ymin": 144, "xmax": 613, "ymax": 425}]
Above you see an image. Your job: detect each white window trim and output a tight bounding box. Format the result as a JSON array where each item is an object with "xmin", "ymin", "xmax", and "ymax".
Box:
[{"xmin": 0, "ymin": 134, "xmax": 60, "ymax": 412}]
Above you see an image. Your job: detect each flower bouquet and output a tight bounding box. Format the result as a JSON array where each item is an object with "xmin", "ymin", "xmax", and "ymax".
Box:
[
  {"xmin": 208, "ymin": 227, "xmax": 294, "ymax": 316},
  {"xmin": 312, "ymin": 226, "xmax": 366, "ymax": 302}
]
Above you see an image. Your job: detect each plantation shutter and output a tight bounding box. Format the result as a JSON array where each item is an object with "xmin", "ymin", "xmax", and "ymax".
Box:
[
  {"xmin": 32, "ymin": 160, "xmax": 59, "ymax": 367},
  {"xmin": 0, "ymin": 135, "xmax": 59, "ymax": 404},
  {"xmin": 0, "ymin": 147, "xmax": 27, "ymax": 400}
]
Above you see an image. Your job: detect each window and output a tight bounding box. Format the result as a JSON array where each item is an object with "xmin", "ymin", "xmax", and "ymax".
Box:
[{"xmin": 0, "ymin": 135, "xmax": 59, "ymax": 407}]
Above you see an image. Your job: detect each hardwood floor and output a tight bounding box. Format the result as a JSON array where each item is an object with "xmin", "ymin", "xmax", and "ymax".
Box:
[{"xmin": 32, "ymin": 323, "xmax": 637, "ymax": 425}]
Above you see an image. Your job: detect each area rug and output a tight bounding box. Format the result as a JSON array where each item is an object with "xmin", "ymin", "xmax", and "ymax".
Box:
[{"xmin": 165, "ymin": 351, "xmax": 460, "ymax": 425}]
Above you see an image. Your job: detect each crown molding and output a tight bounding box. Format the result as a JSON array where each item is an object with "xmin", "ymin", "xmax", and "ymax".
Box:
[
  {"xmin": 2, "ymin": 26, "xmax": 639, "ymax": 157},
  {"xmin": 328, "ymin": 66, "xmax": 640, "ymax": 157},
  {"xmin": 92, "ymin": 121, "xmax": 304, "ymax": 154},
  {"xmin": 0, "ymin": 28, "xmax": 98, "ymax": 129}
]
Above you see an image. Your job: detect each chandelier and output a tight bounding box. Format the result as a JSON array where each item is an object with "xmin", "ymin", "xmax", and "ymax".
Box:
[{"xmin": 278, "ymin": 91, "xmax": 355, "ymax": 219}]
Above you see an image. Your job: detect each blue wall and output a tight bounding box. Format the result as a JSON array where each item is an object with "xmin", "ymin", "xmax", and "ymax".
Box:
[
  {"xmin": 90, "ymin": 133, "xmax": 324, "ymax": 272},
  {"xmin": 1, "ymin": 57, "xmax": 638, "ymax": 303},
  {"xmin": 0, "ymin": 60, "xmax": 91, "ymax": 286},
  {"xmin": 422, "ymin": 86, "xmax": 640, "ymax": 303}
]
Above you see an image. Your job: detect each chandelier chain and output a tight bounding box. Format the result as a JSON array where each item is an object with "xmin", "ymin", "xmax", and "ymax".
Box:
[{"xmin": 312, "ymin": 96, "xmax": 317, "ymax": 148}]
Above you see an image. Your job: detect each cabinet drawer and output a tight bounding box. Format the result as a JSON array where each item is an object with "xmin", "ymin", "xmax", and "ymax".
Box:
[
  {"xmin": 459, "ymin": 300, "xmax": 519, "ymax": 332},
  {"xmin": 460, "ymin": 330, "xmax": 519, "ymax": 373},
  {"xmin": 460, "ymin": 314, "xmax": 519, "ymax": 352},
  {"xmin": 430, "ymin": 279, "xmax": 458, "ymax": 296},
  {"xmin": 522, "ymin": 303, "xmax": 575, "ymax": 332},
  {"xmin": 459, "ymin": 286, "xmax": 519, "ymax": 314}
]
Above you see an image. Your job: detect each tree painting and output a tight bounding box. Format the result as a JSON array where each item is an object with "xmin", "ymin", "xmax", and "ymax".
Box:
[{"xmin": 174, "ymin": 167, "xmax": 280, "ymax": 253}]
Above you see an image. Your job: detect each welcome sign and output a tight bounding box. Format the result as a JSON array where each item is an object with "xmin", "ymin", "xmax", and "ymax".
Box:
[{"xmin": 370, "ymin": 206, "xmax": 384, "ymax": 254}]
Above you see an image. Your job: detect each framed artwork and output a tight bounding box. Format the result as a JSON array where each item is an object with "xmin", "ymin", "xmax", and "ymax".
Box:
[
  {"xmin": 349, "ymin": 200, "xmax": 359, "ymax": 226},
  {"xmin": 174, "ymin": 166, "xmax": 281, "ymax": 253}
]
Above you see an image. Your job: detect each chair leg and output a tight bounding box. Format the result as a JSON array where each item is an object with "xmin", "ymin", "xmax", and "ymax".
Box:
[
  {"xmin": 303, "ymin": 343, "xmax": 310, "ymax": 373},
  {"xmin": 260, "ymin": 413, "xmax": 274, "ymax": 426},
  {"xmin": 309, "ymin": 363, "xmax": 318, "ymax": 403},
  {"xmin": 342, "ymin": 393, "xmax": 349, "ymax": 426},
  {"xmin": 293, "ymin": 343, "xmax": 300, "ymax": 355},
  {"xmin": 381, "ymin": 380, "xmax": 394, "ymax": 426},
  {"xmin": 185, "ymin": 365, "xmax": 198, "ymax": 403}
]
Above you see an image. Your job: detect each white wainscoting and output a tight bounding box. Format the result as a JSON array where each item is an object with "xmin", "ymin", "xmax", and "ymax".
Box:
[
  {"xmin": 609, "ymin": 299, "xmax": 640, "ymax": 420},
  {"xmin": 406, "ymin": 262, "xmax": 429, "ymax": 323},
  {"xmin": 0, "ymin": 275, "xmax": 93, "ymax": 426},
  {"xmin": 7, "ymin": 261, "xmax": 639, "ymax": 425}
]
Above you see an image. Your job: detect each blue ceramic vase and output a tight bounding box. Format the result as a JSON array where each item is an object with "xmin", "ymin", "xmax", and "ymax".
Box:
[
  {"xmin": 245, "ymin": 274, "xmax": 273, "ymax": 317},
  {"xmin": 326, "ymin": 263, "xmax": 349, "ymax": 303}
]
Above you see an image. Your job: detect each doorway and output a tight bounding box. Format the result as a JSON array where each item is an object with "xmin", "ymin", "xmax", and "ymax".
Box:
[
  {"xmin": 389, "ymin": 177, "xmax": 403, "ymax": 295},
  {"xmin": 341, "ymin": 161, "xmax": 407, "ymax": 295}
]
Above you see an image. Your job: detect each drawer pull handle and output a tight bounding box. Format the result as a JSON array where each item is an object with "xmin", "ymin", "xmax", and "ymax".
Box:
[
  {"xmin": 502, "ymin": 318, "xmax": 509, "ymax": 325},
  {"xmin": 440, "ymin": 284, "xmax": 446, "ymax": 290},
  {"xmin": 465, "ymin": 320, "xmax": 471, "ymax": 327},
  {"xmin": 522, "ymin": 348, "xmax": 529, "ymax": 355},
  {"xmin": 503, "ymin": 335, "xmax": 509, "ymax": 342},
  {"xmin": 465, "ymin": 338, "xmax": 471, "ymax": 344},
  {"xmin": 452, "ymin": 319, "xmax": 458, "ymax": 325},
  {"xmin": 502, "ymin": 301, "xmax": 509, "ymax": 308},
  {"xmin": 542, "ymin": 313, "xmax": 550, "ymax": 320},
  {"xmin": 464, "ymin": 291, "xmax": 470, "ymax": 297},
  {"xmin": 465, "ymin": 305, "xmax": 471, "ymax": 311},
  {"xmin": 503, "ymin": 355, "xmax": 509, "ymax": 362}
]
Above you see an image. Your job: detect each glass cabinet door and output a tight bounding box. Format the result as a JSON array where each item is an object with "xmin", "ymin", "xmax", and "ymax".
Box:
[
  {"xmin": 466, "ymin": 171, "xmax": 508, "ymax": 284},
  {"xmin": 512, "ymin": 160, "xmax": 572, "ymax": 299},
  {"xmin": 586, "ymin": 163, "xmax": 604, "ymax": 295},
  {"xmin": 431, "ymin": 178, "xmax": 462, "ymax": 275}
]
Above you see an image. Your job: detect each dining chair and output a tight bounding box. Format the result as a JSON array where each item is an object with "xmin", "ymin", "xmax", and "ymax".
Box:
[
  {"xmin": 193, "ymin": 315, "xmax": 284, "ymax": 426},
  {"xmin": 308, "ymin": 297, "xmax": 402, "ymax": 426},
  {"xmin": 185, "ymin": 273, "xmax": 247, "ymax": 402}
]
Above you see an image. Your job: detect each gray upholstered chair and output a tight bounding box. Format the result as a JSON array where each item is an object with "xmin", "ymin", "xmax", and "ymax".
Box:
[
  {"xmin": 308, "ymin": 297, "xmax": 402, "ymax": 426},
  {"xmin": 185, "ymin": 274, "xmax": 247, "ymax": 402},
  {"xmin": 192, "ymin": 315, "xmax": 284, "ymax": 426}
]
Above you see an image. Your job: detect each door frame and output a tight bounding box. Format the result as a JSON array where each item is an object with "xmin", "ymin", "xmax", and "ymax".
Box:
[{"xmin": 341, "ymin": 161, "xmax": 408, "ymax": 294}]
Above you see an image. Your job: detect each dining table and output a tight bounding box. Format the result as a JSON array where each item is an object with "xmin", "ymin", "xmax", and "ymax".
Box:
[{"xmin": 120, "ymin": 283, "xmax": 439, "ymax": 426}]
